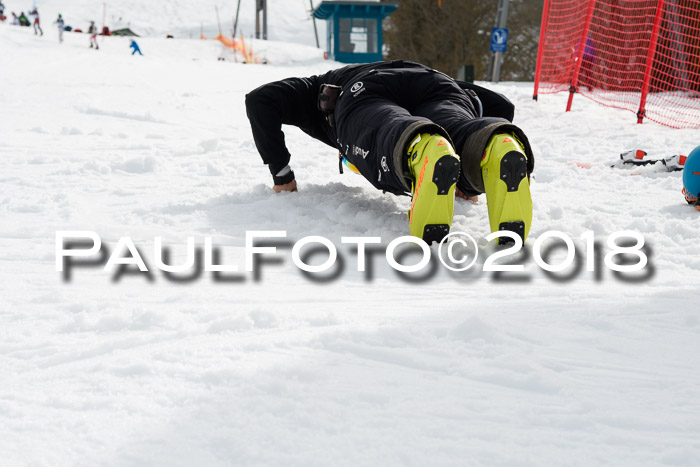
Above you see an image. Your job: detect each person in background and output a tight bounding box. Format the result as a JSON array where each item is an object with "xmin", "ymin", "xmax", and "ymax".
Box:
[
  {"xmin": 18, "ymin": 11, "xmax": 30, "ymax": 26},
  {"xmin": 29, "ymin": 7, "xmax": 43, "ymax": 36},
  {"xmin": 88, "ymin": 21, "xmax": 99, "ymax": 49},
  {"xmin": 130, "ymin": 39, "xmax": 143, "ymax": 56},
  {"xmin": 580, "ymin": 36, "xmax": 596, "ymax": 91},
  {"xmin": 0, "ymin": 2, "xmax": 6, "ymax": 22},
  {"xmin": 12, "ymin": 12, "xmax": 19, "ymax": 25},
  {"xmin": 54, "ymin": 13, "xmax": 65, "ymax": 43}
]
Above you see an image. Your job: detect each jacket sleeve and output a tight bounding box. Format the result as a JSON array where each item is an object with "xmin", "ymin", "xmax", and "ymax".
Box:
[{"xmin": 245, "ymin": 76, "xmax": 321, "ymax": 182}]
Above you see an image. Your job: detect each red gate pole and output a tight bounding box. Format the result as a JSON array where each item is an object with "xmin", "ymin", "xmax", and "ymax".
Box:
[
  {"xmin": 637, "ymin": 0, "xmax": 665, "ymax": 124},
  {"xmin": 533, "ymin": 0, "xmax": 552, "ymax": 100},
  {"xmin": 566, "ymin": 0, "xmax": 597, "ymax": 112}
]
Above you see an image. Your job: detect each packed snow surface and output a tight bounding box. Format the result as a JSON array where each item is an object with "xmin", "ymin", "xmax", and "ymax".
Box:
[{"xmin": 2, "ymin": 21, "xmax": 700, "ymax": 467}]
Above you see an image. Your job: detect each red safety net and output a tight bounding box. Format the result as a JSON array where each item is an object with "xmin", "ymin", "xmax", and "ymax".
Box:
[{"xmin": 534, "ymin": 0, "xmax": 700, "ymax": 129}]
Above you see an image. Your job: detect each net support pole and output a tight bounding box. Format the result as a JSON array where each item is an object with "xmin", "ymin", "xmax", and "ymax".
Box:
[
  {"xmin": 255, "ymin": 0, "xmax": 261, "ymax": 39},
  {"xmin": 566, "ymin": 0, "xmax": 596, "ymax": 112},
  {"xmin": 102, "ymin": 3, "xmax": 107, "ymax": 33},
  {"xmin": 637, "ymin": 0, "xmax": 665, "ymax": 124},
  {"xmin": 262, "ymin": 0, "xmax": 267, "ymax": 40},
  {"xmin": 215, "ymin": 5, "xmax": 223, "ymax": 37},
  {"xmin": 310, "ymin": 0, "xmax": 320, "ymax": 49},
  {"xmin": 234, "ymin": 0, "xmax": 242, "ymax": 37},
  {"xmin": 255, "ymin": 0, "xmax": 267, "ymax": 40},
  {"xmin": 533, "ymin": 0, "xmax": 552, "ymax": 100}
]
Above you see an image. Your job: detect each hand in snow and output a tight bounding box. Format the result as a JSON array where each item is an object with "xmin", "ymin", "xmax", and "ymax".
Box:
[
  {"xmin": 455, "ymin": 187, "xmax": 478, "ymax": 203},
  {"xmin": 273, "ymin": 180, "xmax": 297, "ymax": 193}
]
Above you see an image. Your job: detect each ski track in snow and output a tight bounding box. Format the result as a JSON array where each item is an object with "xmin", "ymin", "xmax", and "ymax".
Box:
[{"xmin": 2, "ymin": 21, "xmax": 700, "ymax": 467}]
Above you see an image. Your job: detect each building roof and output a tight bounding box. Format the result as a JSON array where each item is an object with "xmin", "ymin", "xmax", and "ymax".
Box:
[
  {"xmin": 312, "ymin": 1, "xmax": 398, "ymax": 20},
  {"xmin": 111, "ymin": 28, "xmax": 139, "ymax": 37}
]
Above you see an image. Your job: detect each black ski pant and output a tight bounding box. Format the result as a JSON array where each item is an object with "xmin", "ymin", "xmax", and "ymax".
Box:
[{"xmin": 334, "ymin": 64, "xmax": 511, "ymax": 196}]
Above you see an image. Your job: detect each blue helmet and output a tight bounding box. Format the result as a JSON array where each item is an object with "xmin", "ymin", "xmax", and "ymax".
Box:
[{"xmin": 682, "ymin": 145, "xmax": 700, "ymax": 206}]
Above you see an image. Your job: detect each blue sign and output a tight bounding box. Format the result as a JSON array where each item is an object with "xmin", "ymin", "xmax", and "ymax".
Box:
[{"xmin": 490, "ymin": 28, "xmax": 509, "ymax": 53}]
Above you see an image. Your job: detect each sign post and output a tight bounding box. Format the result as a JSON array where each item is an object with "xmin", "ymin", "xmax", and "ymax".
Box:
[{"xmin": 489, "ymin": 0, "xmax": 510, "ymax": 83}]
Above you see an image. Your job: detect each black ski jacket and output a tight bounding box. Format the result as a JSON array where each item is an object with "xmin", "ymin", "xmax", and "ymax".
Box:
[
  {"xmin": 244, "ymin": 60, "xmax": 435, "ymax": 182},
  {"xmin": 245, "ymin": 60, "xmax": 519, "ymax": 187}
]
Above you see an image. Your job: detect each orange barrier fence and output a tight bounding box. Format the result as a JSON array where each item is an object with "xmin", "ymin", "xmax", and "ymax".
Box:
[{"xmin": 206, "ymin": 33, "xmax": 263, "ymax": 64}]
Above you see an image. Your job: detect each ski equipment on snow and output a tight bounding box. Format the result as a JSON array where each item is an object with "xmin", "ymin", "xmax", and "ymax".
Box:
[{"xmin": 618, "ymin": 149, "xmax": 686, "ymax": 172}]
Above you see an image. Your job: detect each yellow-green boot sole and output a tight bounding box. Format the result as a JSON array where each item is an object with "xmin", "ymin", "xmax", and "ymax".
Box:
[
  {"xmin": 407, "ymin": 134, "xmax": 460, "ymax": 244},
  {"xmin": 481, "ymin": 133, "xmax": 533, "ymax": 245}
]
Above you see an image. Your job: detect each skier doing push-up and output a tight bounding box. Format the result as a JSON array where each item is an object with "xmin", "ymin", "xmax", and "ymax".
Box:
[{"xmin": 245, "ymin": 60, "xmax": 534, "ymax": 244}]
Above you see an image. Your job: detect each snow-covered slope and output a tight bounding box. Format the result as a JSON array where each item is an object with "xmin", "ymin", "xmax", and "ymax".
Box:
[
  {"xmin": 2, "ymin": 21, "xmax": 700, "ymax": 467},
  {"xmin": 22, "ymin": 0, "xmax": 324, "ymax": 45}
]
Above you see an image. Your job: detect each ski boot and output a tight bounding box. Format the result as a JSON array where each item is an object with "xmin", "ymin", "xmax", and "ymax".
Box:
[
  {"xmin": 407, "ymin": 133, "xmax": 460, "ymax": 244},
  {"xmin": 481, "ymin": 133, "xmax": 532, "ymax": 245}
]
